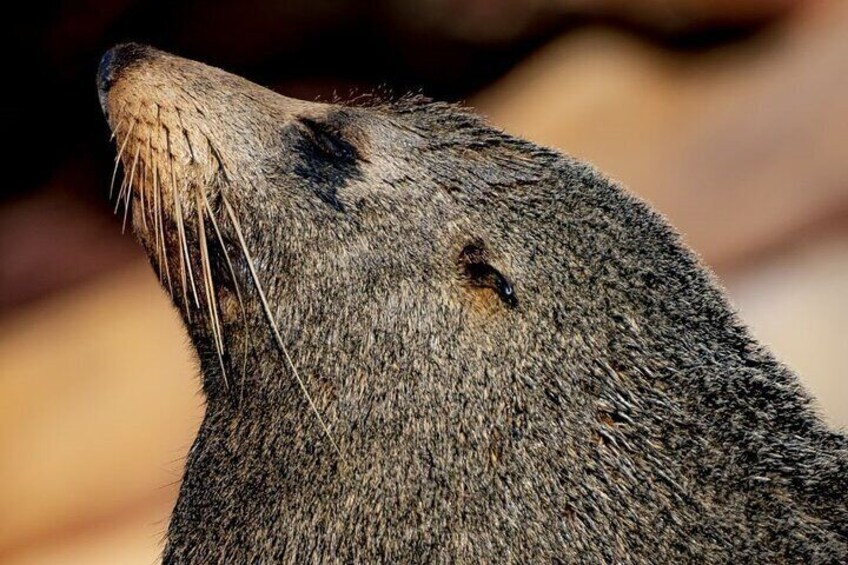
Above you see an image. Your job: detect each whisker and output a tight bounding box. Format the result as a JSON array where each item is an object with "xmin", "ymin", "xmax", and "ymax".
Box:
[
  {"xmin": 138, "ymin": 135, "xmax": 152, "ymax": 232},
  {"xmin": 201, "ymin": 189, "xmax": 251, "ymax": 405},
  {"xmin": 109, "ymin": 115, "xmax": 126, "ymax": 143},
  {"xmin": 151, "ymin": 161, "xmax": 165, "ymax": 281},
  {"xmin": 195, "ymin": 191, "xmax": 229, "ymax": 391},
  {"xmin": 108, "ymin": 101, "xmax": 128, "ymax": 141},
  {"xmin": 150, "ymin": 104, "xmax": 174, "ymax": 296},
  {"xmin": 165, "ymin": 124, "xmax": 201, "ymax": 314},
  {"xmin": 114, "ymin": 172, "xmax": 129, "ymax": 214},
  {"xmin": 110, "ymin": 118, "xmax": 136, "ymax": 199},
  {"xmin": 171, "ymin": 184, "xmax": 195, "ymax": 323},
  {"xmin": 165, "ymin": 130, "xmax": 198, "ymax": 317},
  {"xmin": 176, "ymin": 108, "xmax": 197, "ymax": 164},
  {"xmin": 122, "ymin": 143, "xmax": 142, "ymax": 233},
  {"xmin": 180, "ymin": 184, "xmax": 201, "ymax": 308},
  {"xmin": 154, "ymin": 157, "xmax": 174, "ymax": 297},
  {"xmin": 222, "ymin": 195, "xmax": 342, "ymax": 458}
]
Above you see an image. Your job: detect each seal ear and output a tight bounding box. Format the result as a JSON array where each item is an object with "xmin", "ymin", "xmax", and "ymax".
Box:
[
  {"xmin": 458, "ymin": 240, "xmax": 518, "ymax": 308},
  {"xmin": 296, "ymin": 115, "xmax": 362, "ymax": 164},
  {"xmin": 285, "ymin": 111, "xmax": 365, "ymax": 211}
]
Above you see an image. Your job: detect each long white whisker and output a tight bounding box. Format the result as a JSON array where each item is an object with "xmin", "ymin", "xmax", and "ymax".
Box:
[
  {"xmin": 109, "ymin": 115, "xmax": 126, "ymax": 143},
  {"xmin": 195, "ymin": 191, "xmax": 229, "ymax": 390},
  {"xmin": 108, "ymin": 101, "xmax": 128, "ymax": 142},
  {"xmin": 114, "ymin": 172, "xmax": 129, "ymax": 214},
  {"xmin": 166, "ymin": 130, "xmax": 200, "ymax": 320},
  {"xmin": 165, "ymin": 120, "xmax": 200, "ymax": 320},
  {"xmin": 151, "ymin": 161, "xmax": 165, "ymax": 282},
  {"xmin": 222, "ymin": 195, "xmax": 342, "ymax": 458},
  {"xmin": 201, "ymin": 190, "xmax": 251, "ymax": 405},
  {"xmin": 138, "ymin": 135, "xmax": 151, "ymax": 231},
  {"xmin": 110, "ymin": 118, "xmax": 136, "ymax": 199},
  {"xmin": 121, "ymin": 143, "xmax": 141, "ymax": 233},
  {"xmin": 172, "ymin": 185, "xmax": 195, "ymax": 322},
  {"xmin": 155, "ymin": 158, "xmax": 174, "ymax": 297}
]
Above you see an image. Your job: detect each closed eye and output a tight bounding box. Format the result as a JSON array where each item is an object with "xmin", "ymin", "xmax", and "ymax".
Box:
[{"xmin": 458, "ymin": 240, "xmax": 518, "ymax": 308}]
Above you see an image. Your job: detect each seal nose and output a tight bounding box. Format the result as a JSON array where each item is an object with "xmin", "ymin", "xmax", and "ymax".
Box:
[
  {"xmin": 96, "ymin": 49, "xmax": 115, "ymax": 95},
  {"xmin": 97, "ymin": 43, "xmax": 154, "ymax": 111}
]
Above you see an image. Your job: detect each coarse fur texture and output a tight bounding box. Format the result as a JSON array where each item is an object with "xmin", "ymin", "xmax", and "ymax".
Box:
[{"xmin": 97, "ymin": 44, "xmax": 848, "ymax": 563}]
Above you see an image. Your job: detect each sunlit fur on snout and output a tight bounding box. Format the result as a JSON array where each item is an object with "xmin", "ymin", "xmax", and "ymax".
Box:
[{"xmin": 100, "ymin": 44, "xmax": 341, "ymax": 450}]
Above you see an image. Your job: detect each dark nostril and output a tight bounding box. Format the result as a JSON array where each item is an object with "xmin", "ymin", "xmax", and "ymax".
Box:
[
  {"xmin": 96, "ymin": 43, "xmax": 154, "ymax": 96},
  {"xmin": 97, "ymin": 48, "xmax": 116, "ymax": 94},
  {"xmin": 97, "ymin": 43, "xmax": 155, "ymax": 113}
]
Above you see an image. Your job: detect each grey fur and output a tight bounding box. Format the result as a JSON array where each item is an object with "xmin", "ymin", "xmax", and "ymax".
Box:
[{"xmin": 98, "ymin": 45, "xmax": 847, "ymax": 563}]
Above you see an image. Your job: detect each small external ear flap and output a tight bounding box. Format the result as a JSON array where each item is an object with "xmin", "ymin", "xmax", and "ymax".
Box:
[
  {"xmin": 297, "ymin": 114, "xmax": 361, "ymax": 163},
  {"xmin": 458, "ymin": 240, "xmax": 518, "ymax": 308},
  {"xmin": 288, "ymin": 111, "xmax": 365, "ymax": 212}
]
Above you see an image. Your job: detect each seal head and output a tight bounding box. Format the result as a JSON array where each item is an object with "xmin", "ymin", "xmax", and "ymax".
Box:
[{"xmin": 99, "ymin": 44, "xmax": 848, "ymax": 563}]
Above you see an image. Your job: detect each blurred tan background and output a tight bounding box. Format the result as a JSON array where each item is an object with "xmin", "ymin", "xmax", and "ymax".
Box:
[{"xmin": 1, "ymin": 0, "xmax": 846, "ymax": 563}]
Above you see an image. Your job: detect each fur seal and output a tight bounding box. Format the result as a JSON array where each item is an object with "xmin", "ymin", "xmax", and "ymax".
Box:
[{"xmin": 97, "ymin": 43, "xmax": 847, "ymax": 563}]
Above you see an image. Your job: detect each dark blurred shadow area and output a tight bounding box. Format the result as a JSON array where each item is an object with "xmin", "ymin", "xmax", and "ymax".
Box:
[{"xmin": 1, "ymin": 1, "xmax": 846, "ymax": 564}]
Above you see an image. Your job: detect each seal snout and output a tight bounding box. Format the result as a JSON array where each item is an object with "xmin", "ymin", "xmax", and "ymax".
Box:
[{"xmin": 97, "ymin": 43, "xmax": 155, "ymax": 112}]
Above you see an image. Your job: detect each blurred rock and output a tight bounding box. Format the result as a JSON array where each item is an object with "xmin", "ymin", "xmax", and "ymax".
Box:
[
  {"xmin": 3, "ymin": 500, "xmax": 168, "ymax": 565},
  {"xmin": 382, "ymin": 0, "xmax": 802, "ymax": 44},
  {"xmin": 571, "ymin": 0, "xmax": 802, "ymax": 34},
  {"xmin": 0, "ymin": 163, "xmax": 140, "ymax": 312},
  {"xmin": 0, "ymin": 265, "xmax": 201, "ymax": 562}
]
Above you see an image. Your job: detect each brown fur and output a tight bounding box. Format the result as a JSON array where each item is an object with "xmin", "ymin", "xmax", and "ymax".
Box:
[{"xmin": 98, "ymin": 44, "xmax": 847, "ymax": 563}]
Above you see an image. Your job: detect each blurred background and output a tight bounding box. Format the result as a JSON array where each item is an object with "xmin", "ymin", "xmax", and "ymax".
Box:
[{"xmin": 1, "ymin": 0, "xmax": 846, "ymax": 563}]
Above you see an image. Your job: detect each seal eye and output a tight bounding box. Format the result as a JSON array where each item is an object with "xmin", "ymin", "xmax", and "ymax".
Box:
[{"xmin": 458, "ymin": 241, "xmax": 518, "ymax": 308}]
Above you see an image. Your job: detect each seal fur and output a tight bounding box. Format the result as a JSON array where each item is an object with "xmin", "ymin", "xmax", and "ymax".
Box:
[{"xmin": 97, "ymin": 44, "xmax": 848, "ymax": 563}]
